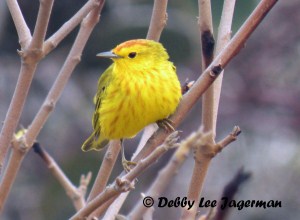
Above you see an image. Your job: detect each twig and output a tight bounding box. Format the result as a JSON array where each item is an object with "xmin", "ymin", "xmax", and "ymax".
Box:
[
  {"xmin": 185, "ymin": 1, "xmax": 236, "ymax": 218},
  {"xmin": 181, "ymin": 126, "xmax": 241, "ymax": 219},
  {"xmin": 86, "ymin": 140, "xmax": 121, "ymax": 219},
  {"xmin": 0, "ymin": 134, "xmax": 26, "ymax": 212},
  {"xmin": 147, "ymin": 0, "xmax": 168, "ymax": 41},
  {"xmin": 24, "ymin": 0, "xmax": 106, "ymax": 150},
  {"xmin": 214, "ymin": 168, "xmax": 251, "ymax": 220},
  {"xmin": 93, "ymin": 1, "xmax": 171, "ymax": 216},
  {"xmin": 132, "ymin": 0, "xmax": 278, "ymax": 169},
  {"xmin": 213, "ymin": 0, "xmax": 237, "ymax": 126},
  {"xmin": 199, "ymin": 0, "xmax": 215, "ymax": 138},
  {"xmin": 128, "ymin": 128, "xmax": 208, "ymax": 219},
  {"xmin": 87, "ymin": 140, "xmax": 121, "ymax": 202},
  {"xmin": 70, "ymin": 132, "xmax": 180, "ymax": 220},
  {"xmin": 0, "ymin": 0, "xmax": 106, "ymax": 211},
  {"xmin": 33, "ymin": 143, "xmax": 92, "ymax": 211},
  {"xmin": 29, "ymin": 0, "xmax": 54, "ymax": 51},
  {"xmin": 43, "ymin": 0, "xmax": 101, "ymax": 55},
  {"xmin": 90, "ymin": 0, "xmax": 277, "ymax": 213},
  {"xmin": 5, "ymin": 0, "xmax": 31, "ymax": 47}
]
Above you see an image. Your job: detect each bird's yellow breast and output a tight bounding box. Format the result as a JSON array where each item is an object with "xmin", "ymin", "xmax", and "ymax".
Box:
[{"xmin": 99, "ymin": 62, "xmax": 181, "ymax": 139}]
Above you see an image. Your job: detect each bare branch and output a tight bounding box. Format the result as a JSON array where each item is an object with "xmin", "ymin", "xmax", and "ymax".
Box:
[
  {"xmin": 199, "ymin": 0, "xmax": 216, "ymax": 140},
  {"xmin": 5, "ymin": 0, "xmax": 31, "ymax": 48},
  {"xmin": 132, "ymin": 0, "xmax": 279, "ymax": 166},
  {"xmin": 43, "ymin": 0, "xmax": 101, "ymax": 55},
  {"xmin": 0, "ymin": 134, "xmax": 26, "ymax": 212},
  {"xmin": 33, "ymin": 143, "xmax": 91, "ymax": 211},
  {"xmin": 70, "ymin": 132, "xmax": 180, "ymax": 220},
  {"xmin": 186, "ymin": 1, "xmax": 237, "ymax": 218},
  {"xmin": 0, "ymin": 62, "xmax": 37, "ymax": 174},
  {"xmin": 128, "ymin": 128, "xmax": 208, "ymax": 219},
  {"xmin": 29, "ymin": 0, "xmax": 54, "ymax": 51},
  {"xmin": 87, "ymin": 140, "xmax": 121, "ymax": 203},
  {"xmin": 147, "ymin": 0, "xmax": 168, "ymax": 41},
  {"xmin": 0, "ymin": 0, "xmax": 105, "ymax": 208},
  {"xmin": 24, "ymin": 1, "xmax": 105, "ymax": 149}
]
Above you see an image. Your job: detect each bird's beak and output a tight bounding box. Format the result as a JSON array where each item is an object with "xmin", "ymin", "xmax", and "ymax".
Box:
[{"xmin": 96, "ymin": 51, "xmax": 122, "ymax": 59}]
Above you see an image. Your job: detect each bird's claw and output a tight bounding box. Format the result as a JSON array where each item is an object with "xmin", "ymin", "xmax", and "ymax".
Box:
[{"xmin": 157, "ymin": 118, "xmax": 175, "ymax": 133}]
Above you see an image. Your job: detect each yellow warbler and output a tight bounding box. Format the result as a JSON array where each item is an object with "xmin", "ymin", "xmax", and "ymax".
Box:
[{"xmin": 82, "ymin": 39, "xmax": 181, "ymax": 162}]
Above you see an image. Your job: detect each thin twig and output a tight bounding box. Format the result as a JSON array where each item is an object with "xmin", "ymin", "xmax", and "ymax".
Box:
[
  {"xmin": 24, "ymin": 0, "xmax": 105, "ymax": 149},
  {"xmin": 128, "ymin": 128, "xmax": 208, "ymax": 219},
  {"xmin": 87, "ymin": 140, "xmax": 121, "ymax": 203},
  {"xmin": 29, "ymin": 0, "xmax": 54, "ymax": 51},
  {"xmin": 185, "ymin": 1, "xmax": 236, "ymax": 218},
  {"xmin": 147, "ymin": 0, "xmax": 168, "ymax": 41},
  {"xmin": 70, "ymin": 132, "xmax": 180, "ymax": 220},
  {"xmin": 132, "ymin": 0, "xmax": 278, "ymax": 168},
  {"xmin": 89, "ymin": 1, "xmax": 278, "ymax": 212},
  {"xmin": 181, "ymin": 126, "xmax": 241, "ymax": 219},
  {"xmin": 0, "ymin": 135, "xmax": 26, "ymax": 212},
  {"xmin": 5, "ymin": 0, "xmax": 31, "ymax": 47},
  {"xmin": 33, "ymin": 143, "xmax": 92, "ymax": 211},
  {"xmin": 0, "ymin": 0, "xmax": 106, "ymax": 211},
  {"xmin": 43, "ymin": 0, "xmax": 101, "ymax": 55}
]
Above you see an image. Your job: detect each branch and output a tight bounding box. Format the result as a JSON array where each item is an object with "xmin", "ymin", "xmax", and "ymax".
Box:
[
  {"xmin": 199, "ymin": 0, "xmax": 216, "ymax": 139},
  {"xmin": 33, "ymin": 143, "xmax": 92, "ymax": 211},
  {"xmin": 70, "ymin": 132, "xmax": 180, "ymax": 220},
  {"xmin": 0, "ymin": 0, "xmax": 105, "ymax": 209},
  {"xmin": 5, "ymin": 0, "xmax": 31, "ymax": 48},
  {"xmin": 0, "ymin": 133, "xmax": 26, "ymax": 212},
  {"xmin": 29, "ymin": 0, "xmax": 54, "ymax": 51},
  {"xmin": 43, "ymin": 0, "xmax": 100, "ymax": 55},
  {"xmin": 24, "ymin": 0, "xmax": 105, "ymax": 149},
  {"xmin": 128, "ymin": 128, "xmax": 208, "ymax": 219},
  {"xmin": 181, "ymin": 126, "xmax": 241, "ymax": 219},
  {"xmin": 132, "ymin": 0, "xmax": 278, "ymax": 168},
  {"xmin": 146, "ymin": 0, "xmax": 168, "ymax": 41},
  {"xmin": 186, "ymin": 1, "xmax": 236, "ymax": 218}
]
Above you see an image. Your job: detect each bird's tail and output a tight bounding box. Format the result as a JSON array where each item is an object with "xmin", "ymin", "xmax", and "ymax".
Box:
[{"xmin": 81, "ymin": 131, "xmax": 109, "ymax": 151}]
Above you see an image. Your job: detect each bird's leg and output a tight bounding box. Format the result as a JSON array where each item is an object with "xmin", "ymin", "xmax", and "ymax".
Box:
[
  {"xmin": 156, "ymin": 118, "xmax": 175, "ymax": 133},
  {"xmin": 121, "ymin": 139, "xmax": 137, "ymax": 173}
]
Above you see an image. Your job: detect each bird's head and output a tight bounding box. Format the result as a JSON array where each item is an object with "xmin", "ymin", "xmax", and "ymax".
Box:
[{"xmin": 96, "ymin": 39, "xmax": 170, "ymax": 70}]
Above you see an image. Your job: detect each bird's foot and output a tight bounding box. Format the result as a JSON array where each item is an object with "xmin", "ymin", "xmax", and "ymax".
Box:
[
  {"xmin": 122, "ymin": 158, "xmax": 137, "ymax": 173},
  {"xmin": 157, "ymin": 118, "xmax": 175, "ymax": 133}
]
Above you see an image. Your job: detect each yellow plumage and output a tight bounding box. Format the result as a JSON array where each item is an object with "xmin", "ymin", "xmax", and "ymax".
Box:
[{"xmin": 82, "ymin": 39, "xmax": 181, "ymax": 151}]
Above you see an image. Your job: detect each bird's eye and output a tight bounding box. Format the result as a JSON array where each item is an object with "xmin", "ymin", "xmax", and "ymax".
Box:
[{"xmin": 128, "ymin": 52, "xmax": 137, "ymax": 58}]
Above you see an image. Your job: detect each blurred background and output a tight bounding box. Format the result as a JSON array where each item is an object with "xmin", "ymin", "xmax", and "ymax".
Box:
[{"xmin": 0, "ymin": 0, "xmax": 299, "ymax": 219}]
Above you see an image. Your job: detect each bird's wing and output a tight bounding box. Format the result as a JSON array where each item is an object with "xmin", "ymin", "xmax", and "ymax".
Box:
[{"xmin": 82, "ymin": 65, "xmax": 113, "ymax": 151}]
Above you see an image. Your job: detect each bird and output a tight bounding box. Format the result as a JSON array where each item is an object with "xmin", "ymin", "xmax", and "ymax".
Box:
[{"xmin": 82, "ymin": 39, "xmax": 182, "ymax": 170}]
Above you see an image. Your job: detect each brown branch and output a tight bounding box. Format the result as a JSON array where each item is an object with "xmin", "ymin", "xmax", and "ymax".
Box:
[
  {"xmin": 128, "ymin": 128, "xmax": 209, "ymax": 219},
  {"xmin": 133, "ymin": 0, "xmax": 278, "ymax": 168},
  {"xmin": 5, "ymin": 0, "xmax": 31, "ymax": 47},
  {"xmin": 90, "ymin": 1, "xmax": 277, "ymax": 213},
  {"xmin": 86, "ymin": 140, "xmax": 121, "ymax": 219},
  {"xmin": 199, "ymin": 0, "xmax": 216, "ymax": 140},
  {"xmin": 43, "ymin": 0, "xmax": 101, "ymax": 55},
  {"xmin": 29, "ymin": 0, "xmax": 54, "ymax": 51},
  {"xmin": 33, "ymin": 143, "xmax": 92, "ymax": 211},
  {"xmin": 0, "ymin": 134, "xmax": 26, "ymax": 212},
  {"xmin": 70, "ymin": 132, "xmax": 180, "ymax": 220},
  {"xmin": 24, "ymin": 0, "xmax": 105, "ymax": 149},
  {"xmin": 181, "ymin": 126, "xmax": 241, "ymax": 219},
  {"xmin": 0, "ymin": 0, "xmax": 106, "ymax": 211},
  {"xmin": 186, "ymin": 1, "xmax": 237, "ymax": 218},
  {"xmin": 146, "ymin": 0, "xmax": 168, "ymax": 41}
]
